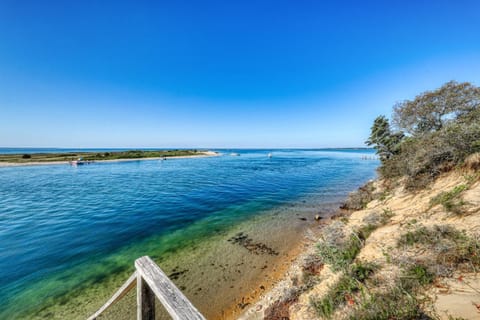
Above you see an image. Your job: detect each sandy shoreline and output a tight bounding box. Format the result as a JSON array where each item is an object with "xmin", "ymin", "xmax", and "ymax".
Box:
[
  {"xmin": 20, "ymin": 190, "xmax": 338, "ymax": 320},
  {"xmin": 0, "ymin": 151, "xmax": 219, "ymax": 167},
  {"xmin": 238, "ymin": 217, "xmax": 335, "ymax": 320},
  {"xmin": 240, "ymin": 170, "xmax": 480, "ymax": 320}
]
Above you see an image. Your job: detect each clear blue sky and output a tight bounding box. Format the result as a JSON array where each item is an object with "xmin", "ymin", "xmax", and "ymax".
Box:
[{"xmin": 1, "ymin": 0, "xmax": 479, "ymax": 148}]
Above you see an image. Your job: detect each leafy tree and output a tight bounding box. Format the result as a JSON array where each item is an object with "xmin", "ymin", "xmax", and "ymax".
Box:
[
  {"xmin": 369, "ymin": 81, "xmax": 480, "ymax": 189},
  {"xmin": 393, "ymin": 81, "xmax": 480, "ymax": 136},
  {"xmin": 366, "ymin": 116, "xmax": 404, "ymax": 160}
]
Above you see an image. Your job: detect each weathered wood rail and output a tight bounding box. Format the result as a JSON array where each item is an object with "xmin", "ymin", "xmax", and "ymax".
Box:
[{"xmin": 87, "ymin": 256, "xmax": 206, "ymax": 320}]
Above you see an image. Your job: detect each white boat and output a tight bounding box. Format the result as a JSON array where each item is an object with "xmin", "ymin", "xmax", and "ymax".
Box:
[
  {"xmin": 69, "ymin": 157, "xmax": 92, "ymax": 166},
  {"xmin": 268, "ymin": 153, "xmax": 272, "ymax": 158},
  {"xmin": 230, "ymin": 153, "xmax": 240, "ymax": 156},
  {"xmin": 70, "ymin": 160, "xmax": 84, "ymax": 166}
]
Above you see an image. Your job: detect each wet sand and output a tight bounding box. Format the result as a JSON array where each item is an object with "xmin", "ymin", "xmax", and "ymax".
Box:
[{"xmin": 100, "ymin": 204, "xmax": 329, "ymax": 320}]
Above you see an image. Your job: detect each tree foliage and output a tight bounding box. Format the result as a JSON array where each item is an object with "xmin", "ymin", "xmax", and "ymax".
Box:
[
  {"xmin": 393, "ymin": 81, "xmax": 480, "ymax": 136},
  {"xmin": 369, "ymin": 81, "xmax": 480, "ymax": 189},
  {"xmin": 366, "ymin": 115, "xmax": 404, "ymax": 160}
]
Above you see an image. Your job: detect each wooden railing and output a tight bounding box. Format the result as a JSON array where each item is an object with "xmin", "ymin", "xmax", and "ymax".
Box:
[{"xmin": 87, "ymin": 256, "xmax": 206, "ymax": 320}]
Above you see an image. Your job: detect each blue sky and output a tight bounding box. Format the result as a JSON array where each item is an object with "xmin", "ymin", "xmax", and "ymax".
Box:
[{"xmin": 1, "ymin": 0, "xmax": 479, "ymax": 148}]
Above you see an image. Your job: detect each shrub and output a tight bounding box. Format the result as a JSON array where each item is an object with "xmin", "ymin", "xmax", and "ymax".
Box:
[
  {"xmin": 318, "ymin": 211, "xmax": 392, "ymax": 272},
  {"xmin": 312, "ymin": 275, "xmax": 360, "ymax": 318},
  {"xmin": 464, "ymin": 152, "xmax": 480, "ymax": 171},
  {"xmin": 340, "ymin": 181, "xmax": 375, "ymax": 210},
  {"xmin": 398, "ymin": 225, "xmax": 462, "ymax": 247},
  {"xmin": 362, "ymin": 209, "xmax": 395, "ymax": 228},
  {"xmin": 349, "ymin": 263, "xmax": 433, "ymax": 319},
  {"xmin": 312, "ymin": 262, "xmax": 377, "ymax": 318},
  {"xmin": 430, "ymin": 184, "xmax": 468, "ymax": 214},
  {"xmin": 317, "ymin": 234, "xmax": 363, "ymax": 272},
  {"xmin": 369, "ymin": 81, "xmax": 480, "ymax": 189},
  {"xmin": 349, "ymin": 262, "xmax": 378, "ymax": 282},
  {"xmin": 397, "ymin": 225, "xmax": 480, "ymax": 276},
  {"xmin": 349, "ymin": 286, "xmax": 429, "ymax": 320},
  {"xmin": 401, "ymin": 264, "xmax": 434, "ymax": 291}
]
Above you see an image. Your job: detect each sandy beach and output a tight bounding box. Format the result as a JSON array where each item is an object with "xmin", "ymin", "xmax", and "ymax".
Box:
[
  {"xmin": 0, "ymin": 151, "xmax": 219, "ymax": 167},
  {"xmin": 240, "ymin": 169, "xmax": 480, "ymax": 320}
]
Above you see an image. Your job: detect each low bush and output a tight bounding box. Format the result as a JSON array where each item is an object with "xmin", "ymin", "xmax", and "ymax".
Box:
[
  {"xmin": 340, "ymin": 181, "xmax": 376, "ymax": 210},
  {"xmin": 349, "ymin": 286, "xmax": 430, "ymax": 320},
  {"xmin": 430, "ymin": 184, "xmax": 468, "ymax": 214},
  {"xmin": 398, "ymin": 225, "xmax": 462, "ymax": 247},
  {"xmin": 401, "ymin": 264, "xmax": 435, "ymax": 291},
  {"xmin": 368, "ymin": 81, "xmax": 480, "ymax": 190},
  {"xmin": 397, "ymin": 225, "xmax": 480, "ymax": 276},
  {"xmin": 318, "ymin": 211, "xmax": 394, "ymax": 272},
  {"xmin": 312, "ymin": 275, "xmax": 360, "ymax": 318},
  {"xmin": 362, "ymin": 209, "xmax": 395, "ymax": 228},
  {"xmin": 349, "ymin": 262, "xmax": 378, "ymax": 282},
  {"xmin": 312, "ymin": 262, "xmax": 378, "ymax": 318},
  {"xmin": 349, "ymin": 263, "xmax": 433, "ymax": 319},
  {"xmin": 317, "ymin": 233, "xmax": 363, "ymax": 272},
  {"xmin": 464, "ymin": 152, "xmax": 480, "ymax": 171}
]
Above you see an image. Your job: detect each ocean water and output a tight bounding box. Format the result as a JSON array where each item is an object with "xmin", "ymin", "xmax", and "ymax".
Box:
[{"xmin": 0, "ymin": 149, "xmax": 378, "ymax": 319}]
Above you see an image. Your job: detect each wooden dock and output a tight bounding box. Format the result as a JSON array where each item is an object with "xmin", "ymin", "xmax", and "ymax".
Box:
[{"xmin": 87, "ymin": 256, "xmax": 206, "ymax": 320}]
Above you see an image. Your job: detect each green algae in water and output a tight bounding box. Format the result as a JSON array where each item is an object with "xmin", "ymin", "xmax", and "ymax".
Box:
[
  {"xmin": 0, "ymin": 149, "xmax": 379, "ymax": 319},
  {"xmin": 9, "ymin": 199, "xmax": 275, "ymax": 319}
]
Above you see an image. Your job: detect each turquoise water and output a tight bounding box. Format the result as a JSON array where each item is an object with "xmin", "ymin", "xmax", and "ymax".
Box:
[{"xmin": 0, "ymin": 149, "xmax": 378, "ymax": 319}]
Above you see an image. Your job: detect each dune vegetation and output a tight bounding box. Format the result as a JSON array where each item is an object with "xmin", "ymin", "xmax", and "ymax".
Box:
[{"xmin": 242, "ymin": 81, "xmax": 480, "ymax": 320}]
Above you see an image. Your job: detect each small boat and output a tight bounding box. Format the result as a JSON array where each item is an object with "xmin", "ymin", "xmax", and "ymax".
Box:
[
  {"xmin": 230, "ymin": 153, "xmax": 240, "ymax": 156},
  {"xmin": 268, "ymin": 153, "xmax": 272, "ymax": 158},
  {"xmin": 70, "ymin": 160, "xmax": 84, "ymax": 166},
  {"xmin": 69, "ymin": 157, "xmax": 92, "ymax": 166}
]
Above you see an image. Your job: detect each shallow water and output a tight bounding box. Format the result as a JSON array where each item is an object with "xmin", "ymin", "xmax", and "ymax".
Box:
[{"xmin": 0, "ymin": 149, "xmax": 378, "ymax": 319}]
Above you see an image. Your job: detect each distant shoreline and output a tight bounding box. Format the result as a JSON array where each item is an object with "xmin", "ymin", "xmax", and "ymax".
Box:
[{"xmin": 0, "ymin": 151, "xmax": 219, "ymax": 167}]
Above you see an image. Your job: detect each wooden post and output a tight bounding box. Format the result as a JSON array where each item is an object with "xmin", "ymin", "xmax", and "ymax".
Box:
[
  {"xmin": 137, "ymin": 272, "xmax": 155, "ymax": 320},
  {"xmin": 135, "ymin": 256, "xmax": 205, "ymax": 320},
  {"xmin": 88, "ymin": 256, "xmax": 205, "ymax": 320}
]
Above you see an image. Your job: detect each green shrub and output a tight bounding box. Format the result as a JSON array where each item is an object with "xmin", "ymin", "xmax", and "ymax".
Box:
[
  {"xmin": 401, "ymin": 264, "xmax": 434, "ymax": 291},
  {"xmin": 430, "ymin": 184, "xmax": 468, "ymax": 214},
  {"xmin": 357, "ymin": 224, "xmax": 377, "ymax": 242},
  {"xmin": 312, "ymin": 261, "xmax": 378, "ymax": 318},
  {"xmin": 349, "ymin": 263, "xmax": 433, "ymax": 319},
  {"xmin": 341, "ymin": 181, "xmax": 376, "ymax": 210},
  {"xmin": 349, "ymin": 286, "xmax": 429, "ymax": 320},
  {"xmin": 349, "ymin": 262, "xmax": 378, "ymax": 282},
  {"xmin": 398, "ymin": 225, "xmax": 462, "ymax": 247},
  {"xmin": 317, "ymin": 234, "xmax": 363, "ymax": 272},
  {"xmin": 312, "ymin": 275, "xmax": 360, "ymax": 318},
  {"xmin": 369, "ymin": 81, "xmax": 480, "ymax": 189},
  {"xmin": 397, "ymin": 225, "xmax": 480, "ymax": 275}
]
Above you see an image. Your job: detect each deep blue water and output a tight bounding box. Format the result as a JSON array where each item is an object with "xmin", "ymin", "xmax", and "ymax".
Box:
[{"xmin": 0, "ymin": 149, "xmax": 378, "ymax": 318}]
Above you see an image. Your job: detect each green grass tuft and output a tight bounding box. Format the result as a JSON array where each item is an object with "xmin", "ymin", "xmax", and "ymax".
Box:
[
  {"xmin": 398, "ymin": 225, "xmax": 480, "ymax": 275},
  {"xmin": 349, "ymin": 286, "xmax": 430, "ymax": 320},
  {"xmin": 401, "ymin": 264, "xmax": 435, "ymax": 291},
  {"xmin": 311, "ymin": 262, "xmax": 378, "ymax": 318},
  {"xmin": 317, "ymin": 234, "xmax": 363, "ymax": 272},
  {"xmin": 430, "ymin": 184, "xmax": 468, "ymax": 214}
]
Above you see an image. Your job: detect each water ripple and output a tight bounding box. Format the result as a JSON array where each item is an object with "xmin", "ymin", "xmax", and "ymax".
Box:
[{"xmin": 0, "ymin": 149, "xmax": 378, "ymax": 318}]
